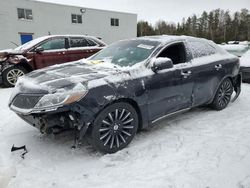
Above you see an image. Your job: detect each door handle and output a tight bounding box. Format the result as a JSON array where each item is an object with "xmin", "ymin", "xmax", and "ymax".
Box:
[
  {"xmin": 215, "ymin": 64, "xmax": 222, "ymax": 70},
  {"xmin": 58, "ymin": 52, "xmax": 66, "ymax": 55},
  {"xmin": 181, "ymin": 70, "xmax": 192, "ymax": 78}
]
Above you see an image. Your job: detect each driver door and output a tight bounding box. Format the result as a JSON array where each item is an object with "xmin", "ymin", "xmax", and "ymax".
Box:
[
  {"xmin": 33, "ymin": 37, "xmax": 68, "ymax": 69},
  {"xmin": 147, "ymin": 42, "xmax": 194, "ymax": 123}
]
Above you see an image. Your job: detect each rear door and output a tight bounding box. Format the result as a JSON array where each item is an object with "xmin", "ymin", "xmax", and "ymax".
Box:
[
  {"xmin": 33, "ymin": 37, "xmax": 68, "ymax": 69},
  {"xmin": 186, "ymin": 39, "xmax": 226, "ymax": 106},
  {"xmin": 67, "ymin": 37, "xmax": 101, "ymax": 62},
  {"xmin": 147, "ymin": 42, "xmax": 195, "ymax": 122}
]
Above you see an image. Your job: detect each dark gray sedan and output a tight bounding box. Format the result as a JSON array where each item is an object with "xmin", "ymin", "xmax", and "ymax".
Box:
[{"xmin": 9, "ymin": 35, "xmax": 241, "ymax": 153}]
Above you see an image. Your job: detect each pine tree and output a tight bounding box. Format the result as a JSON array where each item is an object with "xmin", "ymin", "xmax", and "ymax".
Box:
[{"xmin": 136, "ymin": 9, "xmax": 250, "ymax": 43}]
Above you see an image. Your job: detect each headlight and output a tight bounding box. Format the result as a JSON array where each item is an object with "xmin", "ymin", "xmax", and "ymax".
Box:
[
  {"xmin": 34, "ymin": 83, "xmax": 88, "ymax": 109},
  {"xmin": 0, "ymin": 56, "xmax": 7, "ymax": 62}
]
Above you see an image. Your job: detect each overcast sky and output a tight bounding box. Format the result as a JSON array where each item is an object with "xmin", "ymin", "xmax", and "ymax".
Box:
[{"xmin": 39, "ymin": 0, "xmax": 250, "ymax": 24}]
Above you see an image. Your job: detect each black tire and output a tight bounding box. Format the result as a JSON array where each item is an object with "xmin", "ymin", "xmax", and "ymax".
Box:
[
  {"xmin": 88, "ymin": 102, "xmax": 138, "ymax": 153},
  {"xmin": 210, "ymin": 78, "xmax": 233, "ymax": 110},
  {"xmin": 2, "ymin": 66, "xmax": 28, "ymax": 87}
]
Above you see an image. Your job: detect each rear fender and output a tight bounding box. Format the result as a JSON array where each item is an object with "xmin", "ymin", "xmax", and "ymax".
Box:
[{"xmin": 231, "ymin": 73, "xmax": 242, "ymax": 102}]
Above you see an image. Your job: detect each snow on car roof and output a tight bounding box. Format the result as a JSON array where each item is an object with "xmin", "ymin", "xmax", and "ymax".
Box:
[
  {"xmin": 138, "ymin": 35, "xmax": 204, "ymax": 44},
  {"xmin": 137, "ymin": 35, "xmax": 228, "ymax": 56},
  {"xmin": 45, "ymin": 34, "xmax": 97, "ymax": 38},
  {"xmin": 15, "ymin": 36, "xmax": 51, "ymax": 51},
  {"xmin": 14, "ymin": 35, "xmax": 100, "ymax": 51}
]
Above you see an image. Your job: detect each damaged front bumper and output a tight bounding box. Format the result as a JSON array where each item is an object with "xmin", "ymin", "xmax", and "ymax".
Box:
[{"xmin": 10, "ymin": 103, "xmax": 95, "ymax": 137}]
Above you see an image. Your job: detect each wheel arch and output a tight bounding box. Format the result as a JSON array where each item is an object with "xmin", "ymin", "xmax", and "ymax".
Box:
[
  {"xmin": 18, "ymin": 59, "xmax": 33, "ymax": 72},
  {"xmin": 94, "ymin": 97, "xmax": 144, "ymax": 131},
  {"xmin": 208, "ymin": 75, "xmax": 234, "ymax": 104},
  {"xmin": 115, "ymin": 98, "xmax": 143, "ymax": 131},
  {"xmin": 2, "ymin": 62, "xmax": 31, "ymax": 87}
]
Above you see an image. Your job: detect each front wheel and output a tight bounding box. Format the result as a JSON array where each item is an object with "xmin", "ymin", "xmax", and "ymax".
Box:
[
  {"xmin": 2, "ymin": 66, "xmax": 27, "ymax": 87},
  {"xmin": 88, "ymin": 102, "xmax": 138, "ymax": 153},
  {"xmin": 210, "ymin": 78, "xmax": 233, "ymax": 110}
]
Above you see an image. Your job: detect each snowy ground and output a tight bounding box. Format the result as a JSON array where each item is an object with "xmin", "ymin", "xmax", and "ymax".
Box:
[{"xmin": 0, "ymin": 85, "xmax": 250, "ymax": 188}]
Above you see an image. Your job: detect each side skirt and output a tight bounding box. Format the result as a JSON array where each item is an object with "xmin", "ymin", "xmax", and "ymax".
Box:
[{"xmin": 151, "ymin": 108, "xmax": 191, "ymax": 124}]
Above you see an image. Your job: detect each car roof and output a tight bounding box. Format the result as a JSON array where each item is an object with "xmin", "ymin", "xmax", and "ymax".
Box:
[
  {"xmin": 44, "ymin": 34, "xmax": 98, "ymax": 39},
  {"xmin": 35, "ymin": 35, "xmax": 106, "ymax": 45},
  {"xmin": 137, "ymin": 35, "xmax": 209, "ymax": 44}
]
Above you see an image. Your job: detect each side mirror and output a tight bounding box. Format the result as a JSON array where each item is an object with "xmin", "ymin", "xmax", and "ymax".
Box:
[
  {"xmin": 151, "ymin": 57, "xmax": 173, "ymax": 72},
  {"xmin": 35, "ymin": 47, "xmax": 44, "ymax": 53}
]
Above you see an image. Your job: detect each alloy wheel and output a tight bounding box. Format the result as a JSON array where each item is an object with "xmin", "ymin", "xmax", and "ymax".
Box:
[
  {"xmin": 99, "ymin": 108, "xmax": 135, "ymax": 149},
  {"xmin": 217, "ymin": 80, "xmax": 232, "ymax": 108},
  {"xmin": 90, "ymin": 102, "xmax": 138, "ymax": 153},
  {"xmin": 7, "ymin": 69, "xmax": 25, "ymax": 85}
]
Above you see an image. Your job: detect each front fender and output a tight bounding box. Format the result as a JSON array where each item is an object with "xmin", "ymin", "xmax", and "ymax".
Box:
[
  {"xmin": 79, "ymin": 77, "xmax": 149, "ymax": 129},
  {"xmin": 78, "ymin": 84, "xmax": 117, "ymax": 115},
  {"xmin": 1, "ymin": 61, "xmax": 14, "ymax": 73},
  {"xmin": 1, "ymin": 55, "xmax": 25, "ymax": 73}
]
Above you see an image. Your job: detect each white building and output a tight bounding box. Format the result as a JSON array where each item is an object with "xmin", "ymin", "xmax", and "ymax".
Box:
[{"xmin": 0, "ymin": 0, "xmax": 137, "ymax": 50}]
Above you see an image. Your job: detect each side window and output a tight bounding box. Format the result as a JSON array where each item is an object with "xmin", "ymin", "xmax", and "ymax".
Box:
[
  {"xmin": 86, "ymin": 39, "xmax": 97, "ymax": 46},
  {"xmin": 157, "ymin": 43, "xmax": 187, "ymax": 65},
  {"xmin": 70, "ymin": 37, "xmax": 89, "ymax": 48},
  {"xmin": 39, "ymin": 38, "xmax": 65, "ymax": 51},
  {"xmin": 189, "ymin": 41, "xmax": 217, "ymax": 58}
]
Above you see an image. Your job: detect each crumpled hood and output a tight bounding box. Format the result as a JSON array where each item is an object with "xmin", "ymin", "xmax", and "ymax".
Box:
[
  {"xmin": 14, "ymin": 60, "xmax": 123, "ymax": 95},
  {"xmin": 0, "ymin": 49, "xmax": 25, "ymax": 57}
]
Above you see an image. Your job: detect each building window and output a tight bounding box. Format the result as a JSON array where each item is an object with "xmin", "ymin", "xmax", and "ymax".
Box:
[
  {"xmin": 71, "ymin": 14, "xmax": 82, "ymax": 24},
  {"xmin": 111, "ymin": 18, "xmax": 119, "ymax": 26},
  {"xmin": 17, "ymin": 8, "xmax": 33, "ymax": 20}
]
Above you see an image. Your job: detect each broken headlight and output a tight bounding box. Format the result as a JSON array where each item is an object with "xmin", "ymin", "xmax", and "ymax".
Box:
[
  {"xmin": 0, "ymin": 56, "xmax": 7, "ymax": 62},
  {"xmin": 34, "ymin": 83, "xmax": 88, "ymax": 110}
]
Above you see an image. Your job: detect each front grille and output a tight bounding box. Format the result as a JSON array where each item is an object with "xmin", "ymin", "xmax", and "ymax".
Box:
[{"xmin": 12, "ymin": 94, "xmax": 42, "ymax": 109}]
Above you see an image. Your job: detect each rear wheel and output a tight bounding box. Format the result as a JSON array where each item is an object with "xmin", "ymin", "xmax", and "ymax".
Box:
[
  {"xmin": 2, "ymin": 66, "xmax": 27, "ymax": 87},
  {"xmin": 210, "ymin": 78, "xmax": 233, "ymax": 110},
  {"xmin": 89, "ymin": 102, "xmax": 138, "ymax": 153}
]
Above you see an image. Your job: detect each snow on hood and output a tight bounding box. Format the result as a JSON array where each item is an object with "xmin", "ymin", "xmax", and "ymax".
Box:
[
  {"xmin": 14, "ymin": 59, "xmax": 122, "ymax": 93},
  {"xmin": 11, "ymin": 58, "xmax": 153, "ymax": 104},
  {"xmin": 9, "ymin": 59, "xmax": 122, "ymax": 104},
  {"xmin": 240, "ymin": 50, "xmax": 250, "ymax": 67},
  {"xmin": 0, "ymin": 49, "xmax": 12, "ymax": 53},
  {"xmin": 0, "ymin": 48, "xmax": 27, "ymax": 58},
  {"xmin": 14, "ymin": 36, "xmax": 51, "ymax": 51}
]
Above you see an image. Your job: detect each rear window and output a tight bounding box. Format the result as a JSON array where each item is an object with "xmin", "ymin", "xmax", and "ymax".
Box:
[
  {"xmin": 86, "ymin": 39, "xmax": 97, "ymax": 46},
  {"xmin": 189, "ymin": 41, "xmax": 217, "ymax": 58}
]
